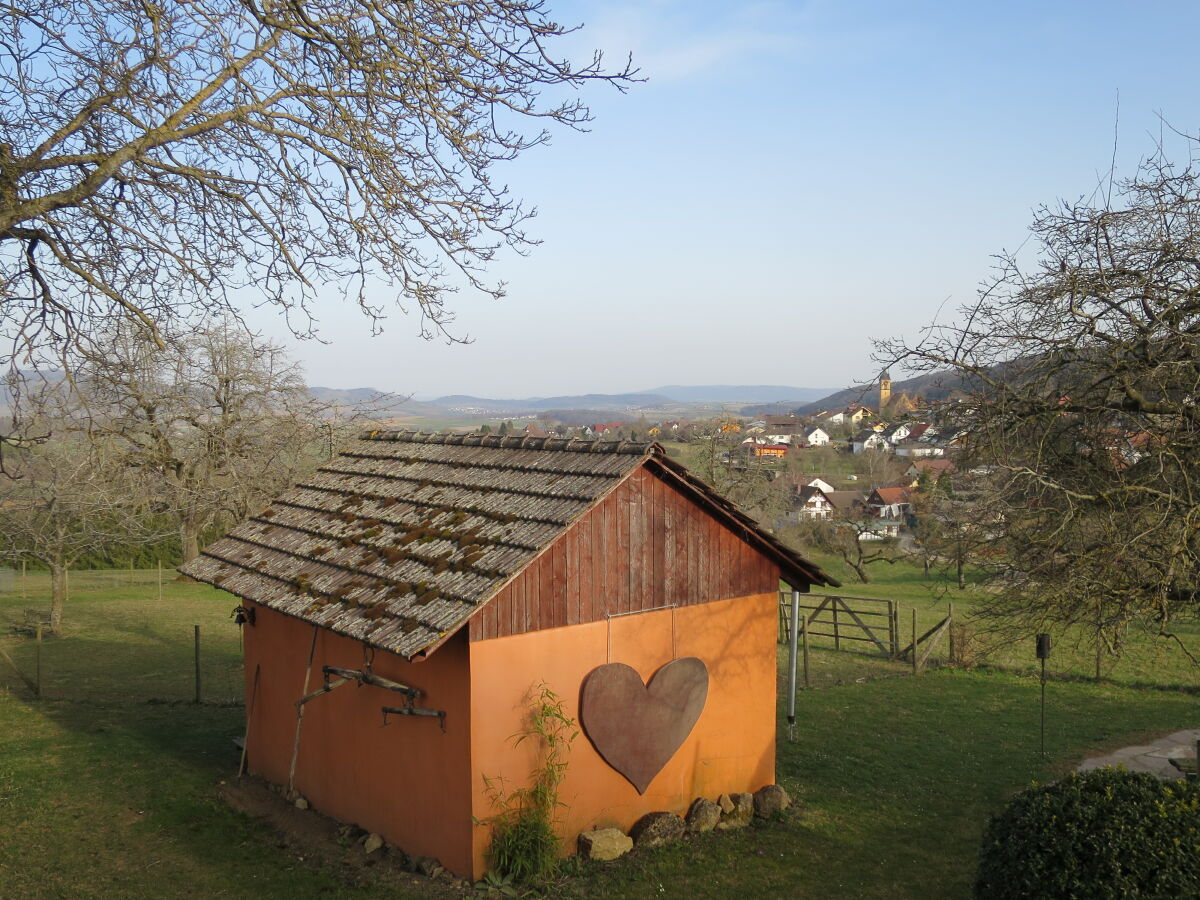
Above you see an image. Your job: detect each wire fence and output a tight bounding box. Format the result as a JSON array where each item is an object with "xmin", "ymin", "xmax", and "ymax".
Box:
[{"xmin": 0, "ymin": 566, "xmax": 244, "ymax": 704}]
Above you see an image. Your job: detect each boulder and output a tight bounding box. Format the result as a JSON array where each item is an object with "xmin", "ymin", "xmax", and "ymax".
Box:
[
  {"xmin": 685, "ymin": 797, "xmax": 722, "ymax": 833},
  {"xmin": 717, "ymin": 793, "xmax": 735, "ymax": 815},
  {"xmin": 577, "ymin": 828, "xmax": 633, "ymax": 861},
  {"xmin": 630, "ymin": 812, "xmax": 685, "ymax": 849},
  {"xmin": 362, "ymin": 833, "xmax": 384, "ymax": 854},
  {"xmin": 715, "ymin": 792, "xmax": 753, "ymax": 830},
  {"xmin": 413, "ymin": 856, "xmax": 442, "ymax": 877},
  {"xmin": 753, "ymin": 784, "xmax": 792, "ymax": 819}
]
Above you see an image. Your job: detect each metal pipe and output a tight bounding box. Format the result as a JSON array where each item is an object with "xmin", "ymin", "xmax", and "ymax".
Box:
[{"xmin": 787, "ymin": 586, "xmax": 801, "ymax": 741}]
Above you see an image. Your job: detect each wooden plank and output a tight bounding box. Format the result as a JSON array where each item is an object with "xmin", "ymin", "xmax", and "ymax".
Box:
[
  {"xmin": 660, "ymin": 475, "xmax": 675, "ymax": 609},
  {"xmin": 916, "ymin": 617, "xmax": 952, "ymax": 671},
  {"xmin": 628, "ymin": 470, "xmax": 645, "ymax": 612},
  {"xmin": 834, "ymin": 597, "xmax": 889, "ymax": 654},
  {"xmin": 552, "ymin": 538, "xmax": 567, "ymax": 628},
  {"xmin": 602, "ymin": 490, "xmax": 616, "ymax": 617},
  {"xmin": 617, "ymin": 476, "xmax": 632, "ymax": 614},
  {"xmin": 649, "ymin": 474, "xmax": 666, "ymax": 610},
  {"xmin": 574, "ymin": 514, "xmax": 591, "ymax": 625}
]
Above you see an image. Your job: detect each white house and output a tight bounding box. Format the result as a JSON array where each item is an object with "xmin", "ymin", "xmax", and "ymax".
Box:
[
  {"xmin": 852, "ymin": 432, "xmax": 891, "ymax": 454},
  {"xmin": 797, "ymin": 476, "xmax": 836, "ymax": 494},
  {"xmin": 794, "ymin": 485, "xmax": 834, "ymax": 520},
  {"xmin": 802, "ymin": 426, "xmax": 831, "ymax": 446},
  {"xmin": 893, "ymin": 441, "xmax": 945, "ymax": 458}
]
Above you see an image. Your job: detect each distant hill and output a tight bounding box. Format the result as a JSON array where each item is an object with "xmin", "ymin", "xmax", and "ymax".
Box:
[
  {"xmin": 430, "ymin": 385, "xmax": 837, "ymax": 414},
  {"xmin": 647, "ymin": 384, "xmax": 835, "ymax": 403},
  {"xmin": 434, "ymin": 393, "xmax": 670, "ymax": 413},
  {"xmin": 789, "ymin": 370, "xmax": 971, "ymax": 416}
]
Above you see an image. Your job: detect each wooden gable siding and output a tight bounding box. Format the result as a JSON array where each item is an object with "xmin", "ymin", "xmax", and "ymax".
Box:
[{"xmin": 468, "ymin": 465, "xmax": 780, "ymax": 642}]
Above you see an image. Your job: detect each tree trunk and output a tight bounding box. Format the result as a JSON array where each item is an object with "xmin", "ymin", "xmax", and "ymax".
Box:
[
  {"xmin": 49, "ymin": 561, "xmax": 66, "ymax": 634},
  {"xmin": 180, "ymin": 518, "xmax": 202, "ymax": 565},
  {"xmin": 846, "ymin": 552, "xmax": 871, "ymax": 584},
  {"xmin": 956, "ymin": 554, "xmax": 965, "ymax": 590}
]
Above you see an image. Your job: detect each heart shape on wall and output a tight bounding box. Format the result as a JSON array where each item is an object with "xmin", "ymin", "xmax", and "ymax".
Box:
[{"xmin": 579, "ymin": 657, "xmax": 709, "ymax": 794}]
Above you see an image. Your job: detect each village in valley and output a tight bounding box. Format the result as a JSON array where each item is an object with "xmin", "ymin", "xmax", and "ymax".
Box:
[
  {"xmin": 472, "ymin": 372, "xmax": 966, "ymax": 555},
  {"xmin": 4, "ymin": 1, "xmax": 1200, "ymax": 898}
]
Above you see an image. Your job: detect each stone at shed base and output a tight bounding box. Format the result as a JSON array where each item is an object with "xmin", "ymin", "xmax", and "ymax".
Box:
[
  {"xmin": 686, "ymin": 797, "xmax": 722, "ymax": 833},
  {"xmin": 362, "ymin": 833, "xmax": 384, "ymax": 854},
  {"xmin": 717, "ymin": 793, "xmax": 735, "ymax": 815},
  {"xmin": 630, "ymin": 812, "xmax": 686, "ymax": 849},
  {"xmin": 715, "ymin": 792, "xmax": 753, "ymax": 830},
  {"xmin": 578, "ymin": 828, "xmax": 633, "ymax": 861},
  {"xmin": 407, "ymin": 856, "xmax": 442, "ymax": 877},
  {"xmin": 293, "ymin": 796, "xmax": 309, "ymax": 810},
  {"xmin": 753, "ymin": 784, "xmax": 791, "ymax": 819}
]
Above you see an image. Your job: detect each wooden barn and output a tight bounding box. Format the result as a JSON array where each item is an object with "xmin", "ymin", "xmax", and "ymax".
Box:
[{"xmin": 181, "ymin": 431, "xmax": 835, "ymax": 879}]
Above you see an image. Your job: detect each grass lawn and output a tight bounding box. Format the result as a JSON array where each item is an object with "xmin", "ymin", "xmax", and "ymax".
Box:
[
  {"xmin": 799, "ymin": 554, "xmax": 1200, "ymax": 691},
  {"xmin": 1, "ymin": 570, "xmax": 1198, "ymax": 898}
]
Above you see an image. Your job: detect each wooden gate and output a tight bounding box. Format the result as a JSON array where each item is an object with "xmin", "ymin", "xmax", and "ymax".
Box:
[
  {"xmin": 778, "ymin": 593, "xmax": 957, "ymax": 674},
  {"xmin": 778, "ymin": 593, "xmax": 899, "ymax": 658}
]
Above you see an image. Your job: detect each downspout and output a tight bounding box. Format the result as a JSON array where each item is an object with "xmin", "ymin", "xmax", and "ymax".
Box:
[{"xmin": 787, "ymin": 583, "xmax": 802, "ymax": 742}]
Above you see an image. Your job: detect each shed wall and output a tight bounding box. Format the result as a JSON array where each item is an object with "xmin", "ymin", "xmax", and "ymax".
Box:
[
  {"xmin": 242, "ymin": 606, "xmax": 474, "ymax": 875},
  {"xmin": 468, "ymin": 466, "xmax": 780, "ymax": 641},
  {"xmin": 468, "ymin": 592, "xmax": 779, "ymax": 877}
]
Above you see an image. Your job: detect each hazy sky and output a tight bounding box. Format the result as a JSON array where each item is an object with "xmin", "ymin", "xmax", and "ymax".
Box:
[{"xmin": 246, "ymin": 0, "xmax": 1200, "ymax": 399}]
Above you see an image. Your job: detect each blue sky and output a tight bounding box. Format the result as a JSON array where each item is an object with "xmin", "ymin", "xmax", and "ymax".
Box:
[{"xmin": 250, "ymin": 0, "xmax": 1200, "ymax": 399}]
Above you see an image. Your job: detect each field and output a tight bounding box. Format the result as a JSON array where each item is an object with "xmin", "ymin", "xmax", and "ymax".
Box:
[{"xmin": 1, "ymin": 567, "xmax": 1197, "ymax": 898}]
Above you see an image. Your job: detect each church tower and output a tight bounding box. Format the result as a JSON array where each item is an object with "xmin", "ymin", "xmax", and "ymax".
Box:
[{"xmin": 879, "ymin": 369, "xmax": 892, "ymax": 413}]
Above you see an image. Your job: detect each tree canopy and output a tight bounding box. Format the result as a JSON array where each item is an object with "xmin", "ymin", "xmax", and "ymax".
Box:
[
  {"xmin": 881, "ymin": 151, "xmax": 1200, "ymax": 656},
  {"xmin": 0, "ymin": 0, "xmax": 634, "ymax": 368}
]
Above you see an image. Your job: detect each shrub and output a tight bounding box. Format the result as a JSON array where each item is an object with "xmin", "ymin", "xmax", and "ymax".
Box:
[
  {"xmin": 482, "ymin": 683, "xmax": 578, "ymax": 886},
  {"xmin": 975, "ymin": 768, "xmax": 1200, "ymax": 899}
]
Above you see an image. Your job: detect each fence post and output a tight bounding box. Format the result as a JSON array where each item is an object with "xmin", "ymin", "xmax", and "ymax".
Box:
[
  {"xmin": 802, "ymin": 615, "xmax": 811, "ymax": 689},
  {"xmin": 158, "ymin": 561, "xmax": 163, "ymax": 602},
  {"xmin": 20, "ymin": 559, "xmax": 25, "ymax": 602},
  {"xmin": 194, "ymin": 625, "xmax": 201, "ymax": 704},
  {"xmin": 832, "ymin": 599, "xmax": 841, "ymax": 651},
  {"xmin": 787, "ymin": 588, "xmax": 801, "ymax": 740},
  {"xmin": 948, "ymin": 603, "xmax": 955, "ymax": 665},
  {"xmin": 888, "ymin": 599, "xmax": 896, "ymax": 659},
  {"xmin": 911, "ymin": 608, "xmax": 918, "ymax": 675},
  {"xmin": 35, "ymin": 624, "xmax": 42, "ymax": 700}
]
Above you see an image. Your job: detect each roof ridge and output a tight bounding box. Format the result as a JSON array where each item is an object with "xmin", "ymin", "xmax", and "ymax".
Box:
[{"xmin": 360, "ymin": 429, "xmax": 655, "ymax": 455}]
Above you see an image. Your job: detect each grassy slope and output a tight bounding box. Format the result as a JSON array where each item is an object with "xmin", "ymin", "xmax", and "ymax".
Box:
[{"xmin": 1, "ymin": 570, "xmax": 1198, "ymax": 898}]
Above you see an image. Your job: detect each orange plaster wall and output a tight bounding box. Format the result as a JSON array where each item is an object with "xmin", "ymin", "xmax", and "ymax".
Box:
[
  {"xmin": 242, "ymin": 605, "xmax": 475, "ymax": 876},
  {"xmin": 467, "ymin": 592, "xmax": 778, "ymax": 877}
]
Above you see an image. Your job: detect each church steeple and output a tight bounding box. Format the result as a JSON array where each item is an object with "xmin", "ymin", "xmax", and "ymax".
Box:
[{"xmin": 879, "ymin": 369, "xmax": 892, "ymax": 412}]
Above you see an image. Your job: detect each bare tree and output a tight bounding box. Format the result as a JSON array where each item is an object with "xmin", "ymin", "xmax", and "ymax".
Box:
[
  {"xmin": 0, "ymin": 438, "xmax": 160, "ymax": 631},
  {"xmin": 783, "ymin": 517, "xmax": 900, "ymax": 584},
  {"xmin": 688, "ymin": 421, "xmax": 789, "ymax": 526},
  {"xmin": 879, "ymin": 149, "xmax": 1200, "ymax": 657},
  {"xmin": 0, "ymin": 0, "xmax": 636, "ymax": 374},
  {"xmin": 909, "ymin": 469, "xmax": 1001, "ymax": 589},
  {"xmin": 74, "ymin": 323, "xmax": 353, "ymax": 563}
]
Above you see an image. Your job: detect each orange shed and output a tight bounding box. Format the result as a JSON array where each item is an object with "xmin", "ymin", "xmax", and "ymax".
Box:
[{"xmin": 182, "ymin": 431, "xmax": 835, "ymax": 879}]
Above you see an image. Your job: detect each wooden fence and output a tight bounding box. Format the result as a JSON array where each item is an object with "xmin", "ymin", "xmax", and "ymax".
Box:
[
  {"xmin": 778, "ymin": 593, "xmax": 900, "ymax": 657},
  {"xmin": 778, "ymin": 592, "xmax": 957, "ymax": 682}
]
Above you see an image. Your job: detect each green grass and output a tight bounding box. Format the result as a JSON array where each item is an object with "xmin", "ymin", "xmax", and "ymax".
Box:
[
  {"xmin": 1, "ymin": 569, "xmax": 1198, "ymax": 898},
  {"xmin": 0, "ymin": 569, "xmax": 244, "ymax": 703},
  {"xmin": 797, "ymin": 554, "xmax": 1200, "ymax": 691},
  {"xmin": 560, "ymin": 670, "xmax": 1197, "ymax": 900}
]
